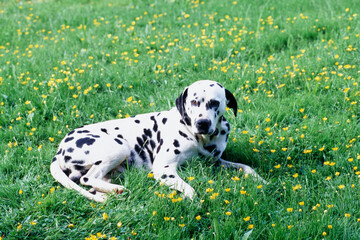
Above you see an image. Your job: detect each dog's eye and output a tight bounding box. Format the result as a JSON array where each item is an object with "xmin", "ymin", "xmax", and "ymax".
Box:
[{"xmin": 191, "ymin": 100, "xmax": 198, "ymax": 106}]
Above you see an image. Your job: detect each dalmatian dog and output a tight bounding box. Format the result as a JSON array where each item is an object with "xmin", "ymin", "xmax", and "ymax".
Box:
[{"xmin": 50, "ymin": 80, "xmax": 266, "ymax": 202}]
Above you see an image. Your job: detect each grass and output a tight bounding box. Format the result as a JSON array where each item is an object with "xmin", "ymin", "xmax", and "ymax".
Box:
[{"xmin": 0, "ymin": 0, "xmax": 360, "ymax": 239}]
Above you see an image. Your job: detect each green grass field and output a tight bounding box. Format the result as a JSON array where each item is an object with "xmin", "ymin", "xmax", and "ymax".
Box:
[{"xmin": 1, "ymin": 0, "xmax": 360, "ymax": 239}]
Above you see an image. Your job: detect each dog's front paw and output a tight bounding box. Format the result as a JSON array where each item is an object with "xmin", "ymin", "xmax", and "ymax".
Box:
[
  {"xmin": 90, "ymin": 191, "xmax": 108, "ymax": 202},
  {"xmin": 183, "ymin": 186, "xmax": 196, "ymax": 200}
]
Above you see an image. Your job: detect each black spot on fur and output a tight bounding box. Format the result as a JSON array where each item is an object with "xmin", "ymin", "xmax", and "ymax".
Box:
[
  {"xmin": 67, "ymin": 130, "xmax": 75, "ymax": 136},
  {"xmin": 220, "ymin": 130, "xmax": 226, "ymax": 135},
  {"xmin": 135, "ymin": 119, "xmax": 140, "ymax": 124},
  {"xmin": 135, "ymin": 144, "xmax": 141, "ymax": 154},
  {"xmin": 179, "ymin": 131, "xmax": 189, "ymax": 139},
  {"xmin": 117, "ymin": 134, "xmax": 124, "ymax": 139},
  {"xmin": 64, "ymin": 156, "xmax": 72, "ymax": 162},
  {"xmin": 115, "ymin": 127, "xmax": 119, "ymax": 130},
  {"xmin": 101, "ymin": 128, "xmax": 109, "ymax": 134},
  {"xmin": 89, "ymin": 189, "xmax": 96, "ymax": 195},
  {"xmin": 67, "ymin": 147, "xmax": 74, "ymax": 153},
  {"xmin": 137, "ymin": 137, "xmax": 144, "ymax": 146},
  {"xmin": 217, "ymin": 83, "xmax": 223, "ymax": 88},
  {"xmin": 83, "ymin": 177, "xmax": 89, "ymax": 182},
  {"xmin": 64, "ymin": 137, "xmax": 74, "ymax": 143},
  {"xmin": 150, "ymin": 116, "xmax": 158, "ymax": 132},
  {"xmin": 135, "ymin": 144, "xmax": 147, "ymax": 162},
  {"xmin": 164, "ymin": 165, "xmax": 169, "ymax": 168},
  {"xmin": 140, "ymin": 134, "xmax": 146, "ymax": 143},
  {"xmin": 145, "ymin": 146, "xmax": 154, "ymax": 163},
  {"xmin": 157, "ymin": 131, "xmax": 161, "ymax": 143},
  {"xmin": 156, "ymin": 139, "xmax": 163, "ymax": 154},
  {"xmin": 206, "ymin": 100, "xmax": 220, "ymax": 110},
  {"xmin": 162, "ymin": 118, "xmax": 168, "ymax": 124},
  {"xmin": 70, "ymin": 176, "xmax": 80, "ymax": 183},
  {"xmin": 161, "ymin": 174, "xmax": 167, "ymax": 179},
  {"xmin": 52, "ymin": 157, "xmax": 57, "ymax": 162},
  {"xmin": 85, "ymin": 150, "xmax": 90, "ymax": 155},
  {"xmin": 74, "ymin": 165, "xmax": 85, "ymax": 171},
  {"xmin": 78, "ymin": 130, "xmax": 90, "ymax": 134},
  {"xmin": 63, "ymin": 168, "xmax": 71, "ymax": 176},
  {"xmin": 210, "ymin": 84, "xmax": 214, "ymax": 87},
  {"xmin": 173, "ymin": 139, "xmax": 180, "ymax": 148},
  {"xmin": 174, "ymin": 149, "xmax": 180, "ymax": 155},
  {"xmin": 184, "ymin": 115, "xmax": 191, "ymax": 126},
  {"xmin": 87, "ymin": 134, "xmax": 100, "ymax": 138},
  {"xmin": 71, "ymin": 160, "xmax": 84, "ymax": 164},
  {"xmin": 144, "ymin": 129, "xmax": 152, "ymax": 138},
  {"xmin": 169, "ymin": 175, "xmax": 175, "ymax": 178},
  {"xmin": 76, "ymin": 138, "xmax": 96, "ymax": 148},
  {"xmin": 114, "ymin": 138, "xmax": 123, "ymax": 145},
  {"xmin": 95, "ymin": 160, "xmax": 102, "ymax": 165},
  {"xmin": 56, "ymin": 148, "xmax": 62, "ymax": 155},
  {"xmin": 150, "ymin": 140, "xmax": 156, "ymax": 150}
]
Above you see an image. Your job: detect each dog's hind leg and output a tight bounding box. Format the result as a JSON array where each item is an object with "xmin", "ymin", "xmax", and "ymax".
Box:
[
  {"xmin": 50, "ymin": 160, "xmax": 107, "ymax": 202},
  {"xmin": 79, "ymin": 139, "xmax": 131, "ymax": 195}
]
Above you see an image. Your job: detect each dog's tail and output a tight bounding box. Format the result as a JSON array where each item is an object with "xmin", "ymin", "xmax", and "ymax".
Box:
[{"xmin": 50, "ymin": 160, "xmax": 106, "ymax": 202}]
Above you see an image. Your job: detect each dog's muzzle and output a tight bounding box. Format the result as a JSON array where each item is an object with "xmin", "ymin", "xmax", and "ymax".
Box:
[{"xmin": 195, "ymin": 119, "xmax": 212, "ymax": 134}]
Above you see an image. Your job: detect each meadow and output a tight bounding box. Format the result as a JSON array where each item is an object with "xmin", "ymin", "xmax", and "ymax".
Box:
[{"xmin": 0, "ymin": 0, "xmax": 359, "ymax": 239}]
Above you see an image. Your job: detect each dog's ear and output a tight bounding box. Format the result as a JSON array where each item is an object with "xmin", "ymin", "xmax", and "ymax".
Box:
[
  {"xmin": 176, "ymin": 87, "xmax": 188, "ymax": 118},
  {"xmin": 225, "ymin": 89, "xmax": 238, "ymax": 117}
]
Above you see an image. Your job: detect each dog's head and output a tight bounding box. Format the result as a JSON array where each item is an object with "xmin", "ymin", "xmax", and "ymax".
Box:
[{"xmin": 176, "ymin": 80, "xmax": 238, "ymax": 135}]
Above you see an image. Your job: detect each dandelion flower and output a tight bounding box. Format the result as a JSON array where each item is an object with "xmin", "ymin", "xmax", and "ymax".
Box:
[{"xmin": 243, "ymin": 216, "xmax": 251, "ymax": 221}]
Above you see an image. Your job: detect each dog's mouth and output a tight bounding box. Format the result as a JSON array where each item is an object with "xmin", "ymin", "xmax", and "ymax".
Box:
[
  {"xmin": 195, "ymin": 128, "xmax": 217, "ymax": 136},
  {"xmin": 196, "ymin": 129, "xmax": 210, "ymax": 135}
]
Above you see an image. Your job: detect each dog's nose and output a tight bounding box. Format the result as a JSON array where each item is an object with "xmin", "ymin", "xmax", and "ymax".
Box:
[{"xmin": 196, "ymin": 119, "xmax": 212, "ymax": 134}]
